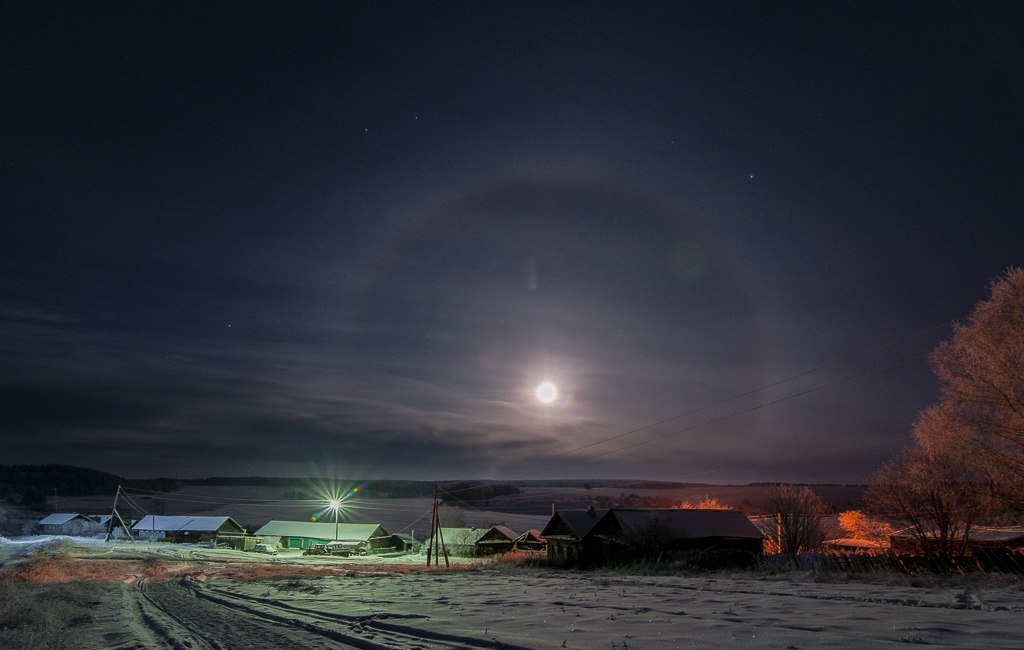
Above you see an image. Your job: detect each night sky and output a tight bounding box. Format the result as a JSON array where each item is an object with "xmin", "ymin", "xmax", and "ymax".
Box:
[{"xmin": 3, "ymin": 2, "xmax": 1023, "ymax": 483}]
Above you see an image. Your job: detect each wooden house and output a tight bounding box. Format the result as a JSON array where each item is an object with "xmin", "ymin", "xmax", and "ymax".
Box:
[
  {"xmin": 476, "ymin": 525, "xmax": 518, "ymax": 554},
  {"xmin": 585, "ymin": 508, "xmax": 764, "ymax": 564},
  {"xmin": 429, "ymin": 525, "xmax": 521, "ymax": 556},
  {"xmin": 543, "ymin": 508, "xmax": 763, "ymax": 566},
  {"xmin": 515, "ymin": 529, "xmax": 546, "ymax": 551},
  {"xmin": 38, "ymin": 513, "xmax": 98, "ymax": 535},
  {"xmin": 253, "ymin": 521, "xmax": 391, "ymax": 551},
  {"xmin": 132, "ymin": 515, "xmax": 245, "ymax": 544},
  {"xmin": 540, "ymin": 507, "xmax": 607, "ymax": 564}
]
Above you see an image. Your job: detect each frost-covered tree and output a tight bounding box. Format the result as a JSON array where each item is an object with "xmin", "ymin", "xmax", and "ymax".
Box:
[
  {"xmin": 765, "ymin": 485, "xmax": 829, "ymax": 554},
  {"xmin": 922, "ymin": 267, "xmax": 1024, "ymax": 509},
  {"xmin": 675, "ymin": 497, "xmax": 731, "ymax": 510},
  {"xmin": 865, "ymin": 445, "xmax": 994, "ymax": 555},
  {"xmin": 837, "ymin": 510, "xmax": 893, "ymax": 544}
]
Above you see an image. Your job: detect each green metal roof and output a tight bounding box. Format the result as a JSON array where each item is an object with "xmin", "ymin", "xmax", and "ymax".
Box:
[{"xmin": 254, "ymin": 520, "xmax": 388, "ymax": 541}]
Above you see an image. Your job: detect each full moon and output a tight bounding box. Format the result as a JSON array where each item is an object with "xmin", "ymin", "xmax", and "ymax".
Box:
[{"xmin": 535, "ymin": 381, "xmax": 558, "ymax": 404}]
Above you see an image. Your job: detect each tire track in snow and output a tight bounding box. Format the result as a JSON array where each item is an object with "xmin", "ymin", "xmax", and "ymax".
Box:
[
  {"xmin": 194, "ymin": 581, "xmax": 536, "ymax": 649},
  {"xmin": 136, "ymin": 577, "xmax": 220, "ymax": 650}
]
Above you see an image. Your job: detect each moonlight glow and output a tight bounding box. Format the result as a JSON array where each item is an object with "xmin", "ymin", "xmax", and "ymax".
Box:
[{"xmin": 535, "ymin": 381, "xmax": 558, "ymax": 404}]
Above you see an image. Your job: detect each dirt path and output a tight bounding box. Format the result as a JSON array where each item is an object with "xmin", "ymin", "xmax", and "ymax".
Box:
[{"xmin": 108, "ymin": 574, "xmax": 530, "ymax": 650}]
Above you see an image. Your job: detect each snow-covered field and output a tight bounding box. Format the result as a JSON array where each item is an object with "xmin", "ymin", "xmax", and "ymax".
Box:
[{"xmin": 2, "ymin": 536, "xmax": 1023, "ymax": 648}]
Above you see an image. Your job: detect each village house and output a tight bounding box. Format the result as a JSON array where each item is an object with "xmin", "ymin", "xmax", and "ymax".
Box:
[
  {"xmin": 132, "ymin": 515, "xmax": 245, "ymax": 544},
  {"xmin": 253, "ymin": 521, "xmax": 391, "ymax": 552},
  {"xmin": 475, "ymin": 525, "xmax": 519, "ymax": 554},
  {"xmin": 540, "ymin": 507, "xmax": 607, "ymax": 564},
  {"xmin": 586, "ymin": 508, "xmax": 764, "ymax": 564},
  {"xmin": 515, "ymin": 529, "xmax": 546, "ymax": 551},
  {"xmin": 544, "ymin": 507, "xmax": 763, "ymax": 566},
  {"xmin": 429, "ymin": 525, "xmax": 521, "ymax": 556},
  {"xmin": 38, "ymin": 513, "xmax": 100, "ymax": 536}
]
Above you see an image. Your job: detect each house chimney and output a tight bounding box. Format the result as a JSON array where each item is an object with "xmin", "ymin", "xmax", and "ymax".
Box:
[{"xmin": 586, "ymin": 505, "xmax": 595, "ymax": 518}]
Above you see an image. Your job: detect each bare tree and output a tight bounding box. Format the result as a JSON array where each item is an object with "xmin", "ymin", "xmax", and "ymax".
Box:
[
  {"xmin": 866, "ymin": 444, "xmax": 994, "ymax": 555},
  {"xmin": 765, "ymin": 485, "xmax": 829, "ymax": 555},
  {"xmin": 923, "ymin": 267, "xmax": 1024, "ymax": 510}
]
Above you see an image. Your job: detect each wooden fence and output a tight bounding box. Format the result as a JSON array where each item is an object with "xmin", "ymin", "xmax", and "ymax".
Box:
[{"xmin": 760, "ymin": 548, "xmax": 1024, "ymax": 575}]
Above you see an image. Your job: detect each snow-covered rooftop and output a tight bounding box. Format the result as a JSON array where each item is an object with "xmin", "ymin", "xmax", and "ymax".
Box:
[
  {"xmin": 39, "ymin": 513, "xmax": 91, "ymax": 526},
  {"xmin": 254, "ymin": 521, "xmax": 388, "ymax": 541},
  {"xmin": 132, "ymin": 515, "xmax": 240, "ymax": 532}
]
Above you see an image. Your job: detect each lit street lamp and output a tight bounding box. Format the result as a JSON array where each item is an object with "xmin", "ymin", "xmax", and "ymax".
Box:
[{"xmin": 328, "ymin": 499, "xmax": 341, "ymax": 541}]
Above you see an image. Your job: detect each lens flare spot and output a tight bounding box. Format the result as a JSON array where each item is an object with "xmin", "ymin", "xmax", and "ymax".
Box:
[{"xmin": 670, "ymin": 241, "xmax": 707, "ymax": 281}]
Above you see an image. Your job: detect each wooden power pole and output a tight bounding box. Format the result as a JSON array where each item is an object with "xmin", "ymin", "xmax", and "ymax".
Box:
[
  {"xmin": 105, "ymin": 485, "xmax": 135, "ymax": 542},
  {"xmin": 426, "ymin": 483, "xmax": 449, "ymax": 568}
]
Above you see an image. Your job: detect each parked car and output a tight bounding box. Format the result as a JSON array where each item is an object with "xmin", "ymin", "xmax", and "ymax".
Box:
[{"xmin": 253, "ymin": 543, "xmax": 278, "ymax": 555}]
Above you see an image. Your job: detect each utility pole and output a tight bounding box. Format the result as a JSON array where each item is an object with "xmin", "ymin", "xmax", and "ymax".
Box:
[
  {"xmin": 427, "ymin": 484, "xmax": 437, "ymax": 566},
  {"xmin": 105, "ymin": 485, "xmax": 135, "ymax": 542},
  {"xmin": 437, "ymin": 512, "xmax": 449, "ymax": 567},
  {"xmin": 426, "ymin": 483, "xmax": 449, "ymax": 568},
  {"xmin": 52, "ymin": 488, "xmax": 59, "ymax": 513}
]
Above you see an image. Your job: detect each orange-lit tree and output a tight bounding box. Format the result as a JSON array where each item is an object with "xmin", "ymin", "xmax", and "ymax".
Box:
[
  {"xmin": 922, "ymin": 267, "xmax": 1024, "ymax": 510},
  {"xmin": 837, "ymin": 510, "xmax": 893, "ymax": 544},
  {"xmin": 676, "ymin": 497, "xmax": 731, "ymax": 510}
]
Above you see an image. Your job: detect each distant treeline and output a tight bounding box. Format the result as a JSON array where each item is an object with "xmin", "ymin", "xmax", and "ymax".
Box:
[
  {"xmin": 1, "ymin": 464, "xmax": 182, "ymax": 507},
  {"xmin": 185, "ymin": 477, "xmax": 525, "ymax": 502},
  {"xmin": 186, "ymin": 477, "xmax": 439, "ymax": 498},
  {"xmin": 439, "ymin": 481, "xmax": 521, "ymax": 507}
]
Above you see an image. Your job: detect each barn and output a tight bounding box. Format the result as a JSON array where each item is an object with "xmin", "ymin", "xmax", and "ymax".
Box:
[
  {"xmin": 132, "ymin": 515, "xmax": 245, "ymax": 543},
  {"xmin": 253, "ymin": 521, "xmax": 391, "ymax": 552},
  {"xmin": 540, "ymin": 507, "xmax": 607, "ymax": 565},
  {"xmin": 584, "ymin": 508, "xmax": 764, "ymax": 565}
]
